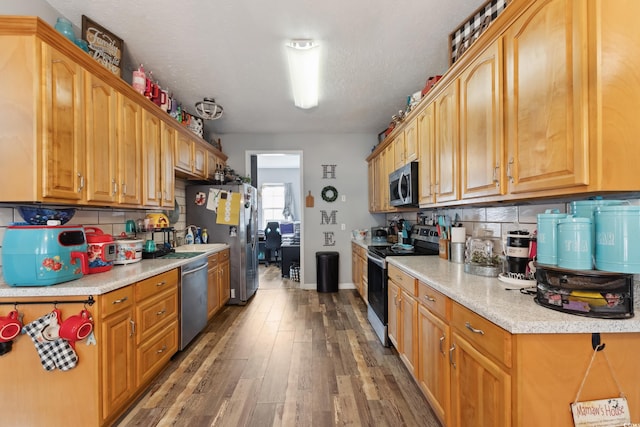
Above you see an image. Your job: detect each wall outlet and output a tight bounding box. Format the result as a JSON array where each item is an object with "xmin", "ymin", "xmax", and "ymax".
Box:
[
  {"xmin": 341, "ymin": 223, "xmax": 346, "ymax": 230},
  {"xmin": 341, "ymin": 195, "xmax": 346, "ymax": 202},
  {"xmin": 231, "ymin": 289, "xmax": 236, "ymax": 299}
]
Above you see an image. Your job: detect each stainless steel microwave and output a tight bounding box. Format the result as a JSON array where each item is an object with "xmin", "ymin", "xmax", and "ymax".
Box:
[{"xmin": 389, "ymin": 162, "xmax": 418, "ymax": 207}]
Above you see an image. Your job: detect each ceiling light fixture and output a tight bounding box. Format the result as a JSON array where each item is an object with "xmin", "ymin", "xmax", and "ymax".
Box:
[
  {"xmin": 286, "ymin": 40, "xmax": 320, "ymax": 109},
  {"xmin": 195, "ymin": 97, "xmax": 224, "ymax": 120}
]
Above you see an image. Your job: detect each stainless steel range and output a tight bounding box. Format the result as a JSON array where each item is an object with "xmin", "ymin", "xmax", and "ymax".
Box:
[{"xmin": 367, "ymin": 225, "xmax": 440, "ymax": 346}]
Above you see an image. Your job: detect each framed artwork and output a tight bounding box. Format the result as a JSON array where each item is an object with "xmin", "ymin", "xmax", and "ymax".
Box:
[{"xmin": 81, "ymin": 15, "xmax": 123, "ymax": 77}]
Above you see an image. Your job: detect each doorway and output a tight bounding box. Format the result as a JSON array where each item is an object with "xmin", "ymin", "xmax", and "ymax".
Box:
[{"xmin": 247, "ymin": 151, "xmax": 303, "ymax": 287}]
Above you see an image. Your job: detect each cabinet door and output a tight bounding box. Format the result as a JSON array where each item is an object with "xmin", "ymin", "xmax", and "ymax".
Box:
[
  {"xmin": 219, "ymin": 259, "xmax": 230, "ymax": 307},
  {"xmin": 101, "ymin": 308, "xmax": 135, "ymax": 422},
  {"xmin": 160, "ymin": 122, "xmax": 175, "ymax": 207},
  {"xmin": 418, "ymin": 305, "xmax": 450, "ymax": 426},
  {"xmin": 387, "ymin": 280, "xmax": 400, "ymax": 349},
  {"xmin": 504, "ymin": 0, "xmax": 588, "ymax": 194},
  {"xmin": 393, "ymin": 132, "xmax": 406, "ymax": 169},
  {"xmin": 435, "ymin": 80, "xmax": 460, "ymax": 203},
  {"xmin": 450, "ymin": 332, "xmax": 511, "ymax": 427},
  {"xmin": 193, "ymin": 143, "xmax": 207, "ymax": 177},
  {"xmin": 117, "ymin": 94, "xmax": 142, "ymax": 205},
  {"xmin": 460, "ymin": 41, "xmax": 504, "ymax": 200},
  {"xmin": 85, "ymin": 72, "xmax": 117, "ymax": 203},
  {"xmin": 174, "ymin": 132, "xmax": 192, "ymax": 173},
  {"xmin": 141, "ymin": 110, "xmax": 162, "ymax": 207},
  {"xmin": 418, "ymin": 103, "xmax": 436, "ymax": 205},
  {"xmin": 41, "ymin": 43, "xmax": 84, "ymax": 201},
  {"xmin": 383, "ymin": 144, "xmax": 395, "ymax": 211},
  {"xmin": 208, "ymin": 151, "xmax": 219, "ymax": 181},
  {"xmin": 208, "ymin": 263, "xmax": 219, "ymax": 319},
  {"xmin": 400, "ymin": 290, "xmax": 418, "ymax": 375},
  {"xmin": 404, "ymin": 118, "xmax": 418, "ymax": 163},
  {"xmin": 368, "ymin": 159, "xmax": 376, "ymax": 212}
]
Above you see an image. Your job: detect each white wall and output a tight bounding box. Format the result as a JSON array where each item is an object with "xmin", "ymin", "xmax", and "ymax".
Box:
[
  {"xmin": 1, "ymin": 0, "xmax": 64, "ymax": 26},
  {"xmin": 222, "ymin": 133, "xmax": 385, "ymax": 287}
]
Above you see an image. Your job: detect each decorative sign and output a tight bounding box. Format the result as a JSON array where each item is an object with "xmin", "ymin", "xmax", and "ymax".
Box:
[
  {"xmin": 322, "ymin": 164, "xmax": 337, "ymax": 179},
  {"xmin": 320, "ymin": 210, "xmax": 337, "ymax": 225},
  {"xmin": 321, "ymin": 186, "xmax": 338, "ymax": 203},
  {"xmin": 570, "ymin": 397, "xmax": 631, "ymax": 427},
  {"xmin": 81, "ymin": 15, "xmax": 123, "ymax": 77},
  {"xmin": 323, "ymin": 232, "xmax": 335, "ymax": 246},
  {"xmin": 320, "ymin": 165, "xmax": 339, "ymax": 247}
]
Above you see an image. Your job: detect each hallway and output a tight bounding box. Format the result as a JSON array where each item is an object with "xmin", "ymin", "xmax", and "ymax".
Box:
[{"xmin": 117, "ymin": 266, "xmax": 440, "ymax": 426}]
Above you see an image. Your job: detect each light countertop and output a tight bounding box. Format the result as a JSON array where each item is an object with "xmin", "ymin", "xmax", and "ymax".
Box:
[
  {"xmin": 0, "ymin": 244, "xmax": 229, "ymax": 298},
  {"xmin": 387, "ymin": 256, "xmax": 640, "ymax": 335}
]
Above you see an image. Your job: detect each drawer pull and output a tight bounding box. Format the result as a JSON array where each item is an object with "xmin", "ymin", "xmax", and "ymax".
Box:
[
  {"xmin": 424, "ymin": 295, "xmax": 436, "ymax": 303},
  {"xmin": 156, "ymin": 281, "xmax": 167, "ymax": 287},
  {"xmin": 129, "ymin": 319, "xmax": 135, "ymax": 337},
  {"xmin": 439, "ymin": 335, "xmax": 445, "ymax": 355},
  {"xmin": 156, "ymin": 309, "xmax": 166, "ymax": 316},
  {"xmin": 465, "ymin": 321, "xmax": 485, "ymax": 335},
  {"xmin": 449, "ymin": 343, "xmax": 456, "ymax": 369},
  {"xmin": 112, "ymin": 296, "xmax": 129, "ymax": 305},
  {"xmin": 156, "ymin": 345, "xmax": 167, "ymax": 354}
]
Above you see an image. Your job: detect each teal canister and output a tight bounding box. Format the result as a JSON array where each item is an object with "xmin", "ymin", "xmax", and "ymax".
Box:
[
  {"xmin": 570, "ymin": 199, "xmax": 625, "ymax": 253},
  {"xmin": 594, "ymin": 205, "xmax": 640, "ymax": 273},
  {"xmin": 536, "ymin": 209, "xmax": 568, "ymax": 265},
  {"xmin": 54, "ymin": 17, "xmax": 75, "ymax": 41},
  {"xmin": 557, "ymin": 217, "xmax": 593, "ymax": 270}
]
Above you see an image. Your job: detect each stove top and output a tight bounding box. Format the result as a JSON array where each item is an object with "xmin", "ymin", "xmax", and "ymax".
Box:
[{"xmin": 368, "ymin": 225, "xmax": 440, "ymax": 258}]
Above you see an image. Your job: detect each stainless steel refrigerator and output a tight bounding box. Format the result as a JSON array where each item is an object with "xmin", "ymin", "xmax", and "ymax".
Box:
[{"xmin": 186, "ymin": 183, "xmax": 259, "ymax": 304}]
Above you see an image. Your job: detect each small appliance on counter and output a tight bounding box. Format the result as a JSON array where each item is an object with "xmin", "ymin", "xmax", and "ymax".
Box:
[
  {"xmin": 1, "ymin": 224, "xmax": 88, "ymax": 286},
  {"xmin": 370, "ymin": 227, "xmax": 388, "ymax": 244},
  {"xmin": 84, "ymin": 227, "xmax": 116, "ymax": 274},
  {"xmin": 112, "ymin": 237, "xmax": 143, "ymax": 265}
]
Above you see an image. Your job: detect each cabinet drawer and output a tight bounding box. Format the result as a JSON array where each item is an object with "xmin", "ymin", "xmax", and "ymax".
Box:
[
  {"xmin": 388, "ymin": 264, "xmax": 417, "ymax": 296},
  {"xmin": 136, "ymin": 320, "xmax": 178, "ymax": 387},
  {"xmin": 208, "ymin": 253, "xmax": 218, "ymax": 267},
  {"xmin": 217, "ymin": 249, "xmax": 230, "ymax": 262},
  {"xmin": 136, "ymin": 289, "xmax": 178, "ymax": 345},
  {"xmin": 418, "ymin": 281, "xmax": 450, "ymax": 320},
  {"xmin": 451, "ymin": 302, "xmax": 512, "ymax": 368},
  {"xmin": 135, "ymin": 269, "xmax": 178, "ymax": 301},
  {"xmin": 100, "ymin": 286, "xmax": 134, "ymax": 318}
]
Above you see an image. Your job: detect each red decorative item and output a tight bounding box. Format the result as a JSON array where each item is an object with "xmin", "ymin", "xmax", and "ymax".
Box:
[{"xmin": 422, "ymin": 75, "xmax": 443, "ymax": 97}]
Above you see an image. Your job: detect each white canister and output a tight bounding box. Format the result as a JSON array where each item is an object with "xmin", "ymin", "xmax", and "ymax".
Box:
[
  {"xmin": 113, "ymin": 238, "xmax": 143, "ymax": 265},
  {"xmin": 557, "ymin": 217, "xmax": 592, "ymax": 270}
]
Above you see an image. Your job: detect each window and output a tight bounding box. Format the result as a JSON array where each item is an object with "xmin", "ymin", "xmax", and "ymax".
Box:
[{"xmin": 261, "ymin": 183, "xmax": 285, "ymax": 229}]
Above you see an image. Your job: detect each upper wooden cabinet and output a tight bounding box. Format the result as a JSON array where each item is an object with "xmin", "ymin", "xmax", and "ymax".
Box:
[
  {"xmin": 418, "ymin": 102, "xmax": 436, "ymax": 206},
  {"xmin": 503, "ymin": 0, "xmax": 589, "ymax": 195},
  {"xmin": 175, "ymin": 131, "xmax": 207, "ymax": 179},
  {"xmin": 393, "ymin": 120, "xmax": 419, "ymax": 170},
  {"xmin": 0, "ymin": 17, "xmax": 226, "ymax": 208},
  {"xmin": 434, "ymin": 80, "xmax": 460, "ymax": 204}
]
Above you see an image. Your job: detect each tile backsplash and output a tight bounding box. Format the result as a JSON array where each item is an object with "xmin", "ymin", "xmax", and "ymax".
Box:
[{"xmin": 0, "ymin": 179, "xmax": 188, "ymax": 284}]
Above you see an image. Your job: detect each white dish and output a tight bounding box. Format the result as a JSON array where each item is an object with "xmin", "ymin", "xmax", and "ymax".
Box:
[{"xmin": 497, "ymin": 273, "xmax": 536, "ymax": 289}]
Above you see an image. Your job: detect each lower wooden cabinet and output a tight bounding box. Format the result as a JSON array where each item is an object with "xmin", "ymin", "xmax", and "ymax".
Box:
[
  {"xmin": 208, "ymin": 249, "xmax": 230, "ymax": 317},
  {"xmin": 388, "ymin": 265, "xmax": 418, "ymax": 376},
  {"xmin": 350, "ymin": 243, "xmax": 369, "ymax": 303},
  {"xmin": 219, "ymin": 251, "xmax": 230, "ymax": 307}
]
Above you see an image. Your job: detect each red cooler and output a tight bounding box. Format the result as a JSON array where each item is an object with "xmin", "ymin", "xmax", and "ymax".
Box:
[{"xmin": 84, "ymin": 227, "xmax": 116, "ymax": 274}]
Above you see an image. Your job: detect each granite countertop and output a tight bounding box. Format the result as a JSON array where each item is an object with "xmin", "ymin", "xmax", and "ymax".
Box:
[
  {"xmin": 387, "ymin": 256, "xmax": 640, "ymax": 335},
  {"xmin": 352, "ymin": 238, "xmax": 391, "ymax": 248},
  {"xmin": 0, "ymin": 244, "xmax": 229, "ymax": 298}
]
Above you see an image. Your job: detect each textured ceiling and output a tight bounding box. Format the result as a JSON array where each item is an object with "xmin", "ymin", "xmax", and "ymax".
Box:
[{"xmin": 45, "ymin": 0, "xmax": 486, "ymax": 136}]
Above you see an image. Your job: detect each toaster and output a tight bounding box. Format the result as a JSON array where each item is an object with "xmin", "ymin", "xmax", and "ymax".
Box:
[{"xmin": 1, "ymin": 224, "xmax": 88, "ymax": 286}]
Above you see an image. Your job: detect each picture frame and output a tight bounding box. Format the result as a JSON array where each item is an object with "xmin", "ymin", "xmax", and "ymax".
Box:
[{"xmin": 81, "ymin": 15, "xmax": 123, "ymax": 77}]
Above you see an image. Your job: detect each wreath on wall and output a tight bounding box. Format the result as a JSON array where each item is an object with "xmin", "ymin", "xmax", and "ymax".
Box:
[{"xmin": 321, "ymin": 185, "xmax": 338, "ymax": 203}]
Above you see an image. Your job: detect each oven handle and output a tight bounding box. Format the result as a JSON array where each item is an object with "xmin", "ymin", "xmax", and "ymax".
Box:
[{"xmin": 367, "ymin": 252, "xmax": 386, "ymax": 269}]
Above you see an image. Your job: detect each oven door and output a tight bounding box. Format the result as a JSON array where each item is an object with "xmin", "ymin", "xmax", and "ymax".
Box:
[{"xmin": 367, "ymin": 251, "xmax": 389, "ymax": 346}]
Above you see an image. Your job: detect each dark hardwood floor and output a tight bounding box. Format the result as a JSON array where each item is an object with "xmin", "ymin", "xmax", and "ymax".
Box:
[{"xmin": 117, "ymin": 265, "xmax": 441, "ymax": 426}]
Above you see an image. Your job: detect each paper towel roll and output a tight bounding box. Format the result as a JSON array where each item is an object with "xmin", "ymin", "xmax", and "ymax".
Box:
[{"xmin": 451, "ymin": 227, "xmax": 466, "ymax": 243}]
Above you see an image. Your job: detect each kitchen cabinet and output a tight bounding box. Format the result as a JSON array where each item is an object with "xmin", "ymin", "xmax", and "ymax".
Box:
[
  {"xmin": 175, "ymin": 131, "xmax": 207, "ymax": 179},
  {"xmin": 394, "ymin": 118, "xmax": 419, "ymax": 170},
  {"xmin": 388, "ymin": 280, "xmax": 400, "ymax": 349},
  {"xmin": 207, "ymin": 150, "xmax": 226, "ymax": 181},
  {"xmin": 117, "ymin": 94, "xmax": 143, "ymax": 205},
  {"xmin": 142, "ymin": 112, "xmax": 174, "ymax": 208},
  {"xmin": 41, "ymin": 42, "xmax": 85, "ymax": 202},
  {"xmin": 387, "ymin": 264, "xmax": 418, "ymax": 375},
  {"xmin": 417, "ymin": 281, "xmax": 451, "ymax": 426},
  {"xmin": 503, "ymin": 0, "xmax": 589, "ymax": 195},
  {"xmin": 382, "ymin": 143, "xmax": 395, "ymax": 212},
  {"xmin": 85, "ymin": 71, "xmax": 118, "ymax": 204},
  {"xmin": 417, "ymin": 102, "xmax": 436, "ymax": 205},
  {"xmin": 218, "ymin": 249, "xmax": 231, "ymax": 307},
  {"xmin": 459, "ymin": 41, "xmax": 504, "ymax": 200},
  {"xmin": 350, "ymin": 243, "xmax": 368, "ymax": 303},
  {"xmin": 207, "ymin": 252, "xmax": 220, "ymax": 319},
  {"xmin": 434, "ymin": 80, "xmax": 460, "ymax": 204},
  {"xmin": 160, "ymin": 121, "xmax": 176, "ymax": 207}
]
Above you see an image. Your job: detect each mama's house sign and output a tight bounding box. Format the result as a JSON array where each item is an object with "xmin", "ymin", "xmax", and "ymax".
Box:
[{"xmin": 82, "ymin": 15, "xmax": 123, "ymax": 77}]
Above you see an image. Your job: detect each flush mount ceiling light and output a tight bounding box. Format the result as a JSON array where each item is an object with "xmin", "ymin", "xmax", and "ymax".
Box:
[
  {"xmin": 195, "ymin": 97, "xmax": 224, "ymax": 120},
  {"xmin": 286, "ymin": 40, "xmax": 320, "ymax": 109}
]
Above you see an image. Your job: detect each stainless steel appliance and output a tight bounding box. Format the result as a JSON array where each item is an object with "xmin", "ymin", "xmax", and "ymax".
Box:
[
  {"xmin": 367, "ymin": 225, "xmax": 439, "ymax": 346},
  {"xmin": 389, "ymin": 162, "xmax": 418, "ymax": 207},
  {"xmin": 180, "ymin": 257, "xmax": 208, "ymax": 350},
  {"xmin": 186, "ymin": 183, "xmax": 259, "ymax": 305}
]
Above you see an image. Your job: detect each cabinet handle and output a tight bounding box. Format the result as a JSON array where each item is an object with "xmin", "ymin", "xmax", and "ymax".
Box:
[
  {"xmin": 424, "ymin": 295, "xmax": 436, "ymax": 303},
  {"xmin": 77, "ymin": 173, "xmax": 85, "ymax": 193},
  {"xmin": 121, "ymin": 182, "xmax": 127, "ymax": 195},
  {"xmin": 449, "ymin": 343, "xmax": 456, "ymax": 369},
  {"xmin": 156, "ymin": 309, "xmax": 166, "ymax": 316},
  {"xmin": 493, "ymin": 165, "xmax": 500, "ymax": 187},
  {"xmin": 465, "ymin": 321, "xmax": 485, "ymax": 335},
  {"xmin": 156, "ymin": 345, "xmax": 167, "ymax": 354},
  {"xmin": 439, "ymin": 335, "xmax": 445, "ymax": 355},
  {"xmin": 156, "ymin": 281, "xmax": 167, "ymax": 287},
  {"xmin": 129, "ymin": 319, "xmax": 135, "ymax": 337},
  {"xmin": 112, "ymin": 296, "xmax": 128, "ymax": 304},
  {"xmin": 507, "ymin": 158, "xmax": 514, "ymax": 183},
  {"xmin": 112, "ymin": 179, "xmax": 117, "ymax": 195}
]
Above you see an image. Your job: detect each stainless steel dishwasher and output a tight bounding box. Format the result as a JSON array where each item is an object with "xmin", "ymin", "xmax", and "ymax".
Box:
[{"xmin": 179, "ymin": 257, "xmax": 208, "ymax": 350}]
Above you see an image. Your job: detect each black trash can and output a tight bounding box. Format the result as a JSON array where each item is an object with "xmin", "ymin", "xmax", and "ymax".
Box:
[{"xmin": 316, "ymin": 251, "xmax": 339, "ymax": 292}]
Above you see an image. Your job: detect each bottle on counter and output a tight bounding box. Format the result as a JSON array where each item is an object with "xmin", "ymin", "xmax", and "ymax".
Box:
[
  {"xmin": 201, "ymin": 228, "xmax": 208, "ymax": 244},
  {"xmin": 195, "ymin": 227, "xmax": 202, "ymax": 244},
  {"xmin": 185, "ymin": 227, "xmax": 194, "ymax": 245}
]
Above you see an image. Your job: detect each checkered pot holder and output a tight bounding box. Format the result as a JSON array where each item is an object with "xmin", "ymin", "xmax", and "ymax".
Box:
[{"xmin": 22, "ymin": 311, "xmax": 78, "ymax": 371}]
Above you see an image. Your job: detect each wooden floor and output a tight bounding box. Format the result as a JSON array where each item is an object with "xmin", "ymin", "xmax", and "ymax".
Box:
[{"xmin": 117, "ymin": 265, "xmax": 441, "ymax": 427}]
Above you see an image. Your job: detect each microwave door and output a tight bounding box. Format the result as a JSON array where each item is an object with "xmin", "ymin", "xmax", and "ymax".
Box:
[{"xmin": 399, "ymin": 172, "xmax": 410, "ymax": 202}]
